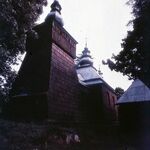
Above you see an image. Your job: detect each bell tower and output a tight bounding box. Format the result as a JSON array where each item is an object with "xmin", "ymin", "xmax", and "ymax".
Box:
[{"xmin": 10, "ymin": 0, "xmax": 80, "ymax": 122}]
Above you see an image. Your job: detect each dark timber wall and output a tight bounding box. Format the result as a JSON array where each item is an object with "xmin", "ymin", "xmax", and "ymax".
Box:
[
  {"xmin": 47, "ymin": 22, "xmax": 80, "ymax": 123},
  {"xmin": 9, "ymin": 21, "xmax": 81, "ymax": 123}
]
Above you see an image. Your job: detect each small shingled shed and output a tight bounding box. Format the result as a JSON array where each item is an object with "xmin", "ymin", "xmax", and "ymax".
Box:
[{"xmin": 117, "ymin": 79, "xmax": 150, "ymax": 132}]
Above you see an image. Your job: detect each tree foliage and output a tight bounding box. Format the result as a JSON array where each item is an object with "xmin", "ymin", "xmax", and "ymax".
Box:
[
  {"xmin": 115, "ymin": 87, "xmax": 124, "ymax": 99},
  {"xmin": 0, "ymin": 0, "xmax": 47, "ymax": 100},
  {"xmin": 104, "ymin": 0, "xmax": 150, "ymax": 87}
]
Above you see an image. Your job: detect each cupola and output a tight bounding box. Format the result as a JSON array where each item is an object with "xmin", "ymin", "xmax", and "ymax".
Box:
[
  {"xmin": 45, "ymin": 0, "xmax": 64, "ymax": 26},
  {"xmin": 77, "ymin": 46, "xmax": 93, "ymax": 67}
]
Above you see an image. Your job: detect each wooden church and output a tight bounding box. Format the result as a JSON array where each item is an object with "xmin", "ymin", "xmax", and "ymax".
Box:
[{"xmin": 9, "ymin": 0, "xmax": 117, "ymax": 127}]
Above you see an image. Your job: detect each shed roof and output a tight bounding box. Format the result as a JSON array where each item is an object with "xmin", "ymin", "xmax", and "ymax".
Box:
[{"xmin": 117, "ymin": 79, "xmax": 150, "ymax": 104}]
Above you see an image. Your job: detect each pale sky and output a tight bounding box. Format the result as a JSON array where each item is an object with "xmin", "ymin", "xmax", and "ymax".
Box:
[{"xmin": 38, "ymin": 0, "xmax": 133, "ymax": 90}]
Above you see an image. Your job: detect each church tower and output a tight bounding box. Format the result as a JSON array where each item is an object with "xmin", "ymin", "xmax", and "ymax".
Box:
[
  {"xmin": 10, "ymin": 0, "xmax": 80, "ymax": 122},
  {"xmin": 76, "ymin": 45, "xmax": 117, "ymax": 125},
  {"xmin": 76, "ymin": 45, "xmax": 102, "ymax": 85}
]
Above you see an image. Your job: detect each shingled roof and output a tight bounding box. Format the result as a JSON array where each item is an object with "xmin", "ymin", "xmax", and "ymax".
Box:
[
  {"xmin": 77, "ymin": 65, "xmax": 103, "ymax": 85},
  {"xmin": 117, "ymin": 79, "xmax": 150, "ymax": 104}
]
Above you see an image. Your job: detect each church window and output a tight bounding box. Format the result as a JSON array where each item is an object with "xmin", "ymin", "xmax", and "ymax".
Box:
[
  {"xmin": 112, "ymin": 96, "xmax": 116, "ymax": 107},
  {"xmin": 106, "ymin": 92, "xmax": 110, "ymax": 106}
]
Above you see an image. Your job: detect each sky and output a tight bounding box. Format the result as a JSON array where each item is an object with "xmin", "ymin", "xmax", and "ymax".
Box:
[{"xmin": 38, "ymin": 0, "xmax": 133, "ymax": 90}]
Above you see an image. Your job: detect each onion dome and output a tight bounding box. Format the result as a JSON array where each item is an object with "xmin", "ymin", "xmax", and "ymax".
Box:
[
  {"xmin": 45, "ymin": 0, "xmax": 64, "ymax": 26},
  {"xmin": 77, "ymin": 46, "xmax": 93, "ymax": 67}
]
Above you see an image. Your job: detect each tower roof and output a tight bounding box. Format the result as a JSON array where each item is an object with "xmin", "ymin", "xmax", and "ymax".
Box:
[
  {"xmin": 45, "ymin": 0, "xmax": 64, "ymax": 26},
  {"xmin": 77, "ymin": 66, "xmax": 102, "ymax": 85},
  {"xmin": 51, "ymin": 0, "xmax": 62, "ymax": 13},
  {"xmin": 77, "ymin": 46, "xmax": 93, "ymax": 67},
  {"xmin": 76, "ymin": 46, "xmax": 115, "ymax": 92},
  {"xmin": 76, "ymin": 45, "xmax": 103, "ymax": 86}
]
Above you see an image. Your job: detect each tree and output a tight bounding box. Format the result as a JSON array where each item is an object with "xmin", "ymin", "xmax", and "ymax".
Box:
[
  {"xmin": 103, "ymin": 0, "xmax": 150, "ymax": 87},
  {"xmin": 115, "ymin": 87, "xmax": 124, "ymax": 99},
  {"xmin": 0, "ymin": 0, "xmax": 47, "ymax": 101}
]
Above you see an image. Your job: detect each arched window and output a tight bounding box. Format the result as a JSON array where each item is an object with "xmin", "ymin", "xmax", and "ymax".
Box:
[
  {"xmin": 106, "ymin": 92, "xmax": 110, "ymax": 106},
  {"xmin": 112, "ymin": 96, "xmax": 116, "ymax": 107}
]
